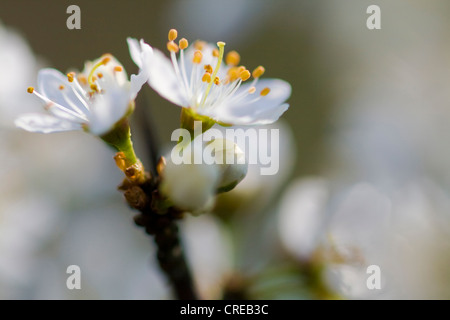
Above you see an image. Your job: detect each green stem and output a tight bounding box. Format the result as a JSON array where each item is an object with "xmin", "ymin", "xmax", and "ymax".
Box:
[{"xmin": 101, "ymin": 118, "xmax": 137, "ymax": 165}]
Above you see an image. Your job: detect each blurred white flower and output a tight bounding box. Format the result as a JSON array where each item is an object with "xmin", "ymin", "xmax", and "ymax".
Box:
[
  {"xmin": 274, "ymin": 1, "xmax": 450, "ymax": 299},
  {"xmin": 0, "ymin": 22, "xmax": 125, "ymax": 299},
  {"xmin": 129, "ymin": 32, "xmax": 291, "ymax": 126},
  {"xmin": 216, "ymin": 120, "xmax": 296, "ymax": 212},
  {"xmin": 0, "ymin": 194, "xmax": 61, "ymax": 299},
  {"xmin": 278, "ymin": 177, "xmax": 450, "ymax": 299},
  {"xmin": 54, "ymin": 202, "xmax": 169, "ymax": 299},
  {"xmin": 15, "ymin": 51, "xmax": 147, "ymax": 136},
  {"xmin": 278, "ymin": 178, "xmax": 329, "ymax": 261},
  {"xmin": 182, "ymin": 214, "xmax": 233, "ymax": 299},
  {"xmin": 0, "ymin": 21, "xmax": 41, "ymax": 128}
]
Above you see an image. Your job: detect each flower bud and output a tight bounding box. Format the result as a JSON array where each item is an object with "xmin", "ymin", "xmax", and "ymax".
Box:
[
  {"xmin": 160, "ymin": 136, "xmax": 248, "ymax": 214},
  {"xmin": 205, "ymin": 138, "xmax": 248, "ymax": 193},
  {"xmin": 160, "ymin": 145, "xmax": 220, "ymax": 214}
]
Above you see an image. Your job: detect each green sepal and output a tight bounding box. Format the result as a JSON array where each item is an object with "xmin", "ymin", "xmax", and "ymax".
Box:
[{"xmin": 180, "ymin": 107, "xmax": 231, "ymax": 139}]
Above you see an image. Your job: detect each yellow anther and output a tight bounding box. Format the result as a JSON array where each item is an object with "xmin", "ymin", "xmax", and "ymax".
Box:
[
  {"xmin": 193, "ymin": 50, "xmax": 203, "ymax": 64},
  {"xmin": 168, "ymin": 29, "xmax": 178, "ymax": 41},
  {"xmin": 212, "ymin": 49, "xmax": 219, "ymax": 57},
  {"xmin": 179, "ymin": 38, "xmax": 188, "ymax": 50},
  {"xmin": 194, "ymin": 40, "xmax": 206, "ymax": 50},
  {"xmin": 202, "ymin": 72, "xmax": 212, "ymax": 83},
  {"xmin": 67, "ymin": 72, "xmax": 75, "ymax": 82},
  {"xmin": 91, "ymin": 76, "xmax": 97, "ymax": 82},
  {"xmin": 114, "ymin": 66, "xmax": 123, "ymax": 72},
  {"xmin": 252, "ymin": 66, "xmax": 265, "ymax": 78},
  {"xmin": 90, "ymin": 84, "xmax": 98, "ymax": 92},
  {"xmin": 227, "ymin": 67, "xmax": 240, "ymax": 82},
  {"xmin": 226, "ymin": 50, "xmax": 240, "ymax": 66},
  {"xmin": 240, "ymin": 69, "xmax": 251, "ymax": 81},
  {"xmin": 78, "ymin": 75, "xmax": 87, "ymax": 85},
  {"xmin": 260, "ymin": 87, "xmax": 270, "ymax": 96},
  {"xmin": 27, "ymin": 87, "xmax": 34, "ymax": 93},
  {"xmin": 59, "ymin": 85, "xmax": 65, "ymax": 90},
  {"xmin": 97, "ymin": 72, "xmax": 103, "ymax": 79},
  {"xmin": 101, "ymin": 55, "xmax": 111, "ymax": 65},
  {"xmin": 167, "ymin": 41, "xmax": 179, "ymax": 53},
  {"xmin": 248, "ymin": 86, "xmax": 256, "ymax": 94},
  {"xmin": 214, "ymin": 77, "xmax": 220, "ymax": 85},
  {"xmin": 204, "ymin": 64, "xmax": 213, "ymax": 74}
]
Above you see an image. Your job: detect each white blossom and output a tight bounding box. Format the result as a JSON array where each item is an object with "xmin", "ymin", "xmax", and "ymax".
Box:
[
  {"xmin": 128, "ymin": 30, "xmax": 291, "ymax": 126},
  {"xmin": 15, "ymin": 47, "xmax": 148, "ymax": 136}
]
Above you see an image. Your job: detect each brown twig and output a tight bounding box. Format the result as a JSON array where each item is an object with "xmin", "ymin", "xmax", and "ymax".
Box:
[
  {"xmin": 134, "ymin": 205, "xmax": 197, "ymax": 300},
  {"xmin": 119, "ymin": 93, "xmax": 198, "ymax": 299}
]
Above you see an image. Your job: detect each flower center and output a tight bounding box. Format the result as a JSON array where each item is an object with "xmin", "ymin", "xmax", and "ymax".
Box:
[
  {"xmin": 165, "ymin": 28, "xmax": 272, "ymax": 113},
  {"xmin": 87, "ymin": 55, "xmax": 111, "ymax": 92}
]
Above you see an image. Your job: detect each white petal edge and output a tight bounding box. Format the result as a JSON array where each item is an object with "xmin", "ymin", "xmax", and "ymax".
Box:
[
  {"xmin": 127, "ymin": 38, "xmax": 153, "ymax": 69},
  {"xmin": 144, "ymin": 47, "xmax": 189, "ymax": 107},
  {"xmin": 127, "ymin": 38, "xmax": 153, "ymax": 100},
  {"xmin": 206, "ymin": 79, "xmax": 292, "ymax": 125},
  {"xmin": 15, "ymin": 113, "xmax": 83, "ymax": 133}
]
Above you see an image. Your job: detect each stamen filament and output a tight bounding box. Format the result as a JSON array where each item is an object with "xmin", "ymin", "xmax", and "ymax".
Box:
[
  {"xmin": 201, "ymin": 41, "xmax": 225, "ymax": 106},
  {"xmin": 179, "ymin": 49, "xmax": 191, "ymax": 97},
  {"xmin": 32, "ymin": 90, "xmax": 88, "ymax": 122},
  {"xmin": 227, "ymin": 84, "xmax": 255, "ymax": 105},
  {"xmin": 71, "ymin": 77, "xmax": 90, "ymax": 102},
  {"xmin": 170, "ymin": 51, "xmax": 189, "ymax": 97},
  {"xmin": 61, "ymin": 90, "xmax": 87, "ymax": 116},
  {"xmin": 69, "ymin": 86, "xmax": 91, "ymax": 112},
  {"xmin": 190, "ymin": 62, "xmax": 199, "ymax": 96}
]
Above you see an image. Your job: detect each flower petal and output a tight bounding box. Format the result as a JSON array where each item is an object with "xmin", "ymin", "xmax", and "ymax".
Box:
[
  {"xmin": 127, "ymin": 38, "xmax": 153, "ymax": 100},
  {"xmin": 38, "ymin": 68, "xmax": 89, "ymax": 118},
  {"xmin": 144, "ymin": 47, "xmax": 189, "ymax": 107},
  {"xmin": 88, "ymin": 87, "xmax": 130, "ymax": 136},
  {"xmin": 127, "ymin": 38, "xmax": 152, "ymax": 69},
  {"xmin": 14, "ymin": 113, "xmax": 82, "ymax": 133},
  {"xmin": 241, "ymin": 103, "xmax": 290, "ymax": 125},
  {"xmin": 206, "ymin": 78, "xmax": 291, "ymax": 125}
]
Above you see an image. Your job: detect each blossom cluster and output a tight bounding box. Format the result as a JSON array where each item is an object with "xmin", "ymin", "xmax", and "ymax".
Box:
[{"xmin": 15, "ymin": 28, "xmax": 291, "ymax": 213}]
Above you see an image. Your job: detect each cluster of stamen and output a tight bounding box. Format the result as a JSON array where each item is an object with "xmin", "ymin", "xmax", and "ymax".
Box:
[{"xmin": 165, "ymin": 28, "xmax": 271, "ymax": 110}]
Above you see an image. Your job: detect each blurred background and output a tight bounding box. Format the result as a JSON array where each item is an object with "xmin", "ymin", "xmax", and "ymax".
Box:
[{"xmin": 1, "ymin": 0, "xmax": 450, "ymax": 299}]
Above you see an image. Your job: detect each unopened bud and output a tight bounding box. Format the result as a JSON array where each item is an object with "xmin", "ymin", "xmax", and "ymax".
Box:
[{"xmin": 206, "ymin": 138, "xmax": 248, "ymax": 193}]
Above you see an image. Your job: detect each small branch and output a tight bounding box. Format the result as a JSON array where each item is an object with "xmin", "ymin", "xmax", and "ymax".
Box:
[
  {"xmin": 135, "ymin": 93, "xmax": 161, "ymax": 176},
  {"xmin": 123, "ymin": 93, "xmax": 197, "ymax": 299},
  {"xmin": 134, "ymin": 206, "xmax": 197, "ymax": 300}
]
